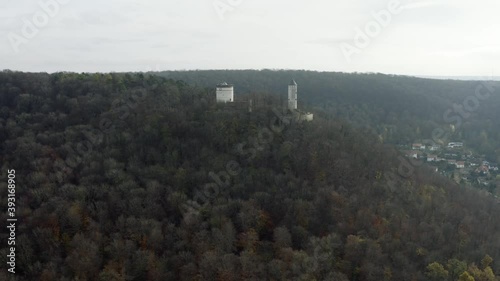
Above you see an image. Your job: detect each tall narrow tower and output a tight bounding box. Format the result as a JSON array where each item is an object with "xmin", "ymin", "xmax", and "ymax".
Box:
[{"xmin": 288, "ymin": 79, "xmax": 298, "ymax": 110}]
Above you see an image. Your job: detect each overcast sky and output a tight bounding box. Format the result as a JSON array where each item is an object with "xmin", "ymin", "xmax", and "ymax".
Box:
[{"xmin": 1, "ymin": 0, "xmax": 499, "ymax": 76}]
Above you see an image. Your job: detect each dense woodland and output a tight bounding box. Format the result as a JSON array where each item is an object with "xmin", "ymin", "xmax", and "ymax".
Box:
[
  {"xmin": 158, "ymin": 70, "xmax": 500, "ymax": 163},
  {"xmin": 0, "ymin": 71, "xmax": 499, "ymax": 280}
]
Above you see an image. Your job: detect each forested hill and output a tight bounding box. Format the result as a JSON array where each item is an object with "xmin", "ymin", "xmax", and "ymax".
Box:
[
  {"xmin": 0, "ymin": 71, "xmax": 499, "ymax": 280},
  {"xmin": 156, "ymin": 70, "xmax": 500, "ymax": 162}
]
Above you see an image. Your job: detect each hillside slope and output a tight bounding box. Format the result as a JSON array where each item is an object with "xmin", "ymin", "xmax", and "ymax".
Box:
[{"xmin": 0, "ymin": 71, "xmax": 499, "ymax": 280}]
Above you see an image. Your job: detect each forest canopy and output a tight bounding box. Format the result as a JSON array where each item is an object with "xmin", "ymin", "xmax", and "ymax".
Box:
[{"xmin": 0, "ymin": 71, "xmax": 499, "ymax": 280}]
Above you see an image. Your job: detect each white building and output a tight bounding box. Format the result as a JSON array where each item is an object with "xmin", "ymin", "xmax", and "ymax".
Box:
[
  {"xmin": 288, "ymin": 80, "xmax": 298, "ymax": 110},
  {"xmin": 448, "ymin": 142, "xmax": 463, "ymax": 148},
  {"xmin": 429, "ymin": 145, "xmax": 440, "ymax": 151},
  {"xmin": 408, "ymin": 151, "xmax": 419, "ymax": 159},
  {"xmin": 412, "ymin": 143, "xmax": 426, "ymax": 150},
  {"xmin": 216, "ymin": 82, "xmax": 234, "ymax": 103},
  {"xmin": 427, "ymin": 155, "xmax": 437, "ymax": 162}
]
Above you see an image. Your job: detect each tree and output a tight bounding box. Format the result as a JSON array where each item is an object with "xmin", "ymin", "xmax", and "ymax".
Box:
[
  {"xmin": 66, "ymin": 234, "xmax": 102, "ymax": 280},
  {"xmin": 458, "ymin": 271, "xmax": 475, "ymax": 281},
  {"xmin": 481, "ymin": 255, "xmax": 493, "ymax": 269},
  {"xmin": 273, "ymin": 226, "xmax": 292, "ymax": 249},
  {"xmin": 426, "ymin": 262, "xmax": 449, "ymax": 281},
  {"xmin": 448, "ymin": 258, "xmax": 468, "ymax": 281},
  {"xmin": 468, "ymin": 263, "xmax": 496, "ymax": 281}
]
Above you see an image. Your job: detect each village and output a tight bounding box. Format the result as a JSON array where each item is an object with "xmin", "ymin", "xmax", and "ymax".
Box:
[{"xmin": 401, "ymin": 142, "xmax": 499, "ymax": 192}]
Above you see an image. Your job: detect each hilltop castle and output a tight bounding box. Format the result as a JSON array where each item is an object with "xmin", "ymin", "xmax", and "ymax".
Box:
[{"xmin": 215, "ymin": 79, "xmax": 313, "ymax": 121}]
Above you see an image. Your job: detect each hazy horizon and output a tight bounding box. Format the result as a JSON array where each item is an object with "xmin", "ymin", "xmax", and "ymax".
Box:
[{"xmin": 3, "ymin": 67, "xmax": 500, "ymax": 82}]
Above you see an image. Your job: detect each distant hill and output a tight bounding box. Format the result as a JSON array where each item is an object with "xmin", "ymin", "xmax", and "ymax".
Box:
[
  {"xmin": 153, "ymin": 70, "xmax": 500, "ymax": 163},
  {"xmin": 416, "ymin": 75, "xmax": 500, "ymax": 81}
]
